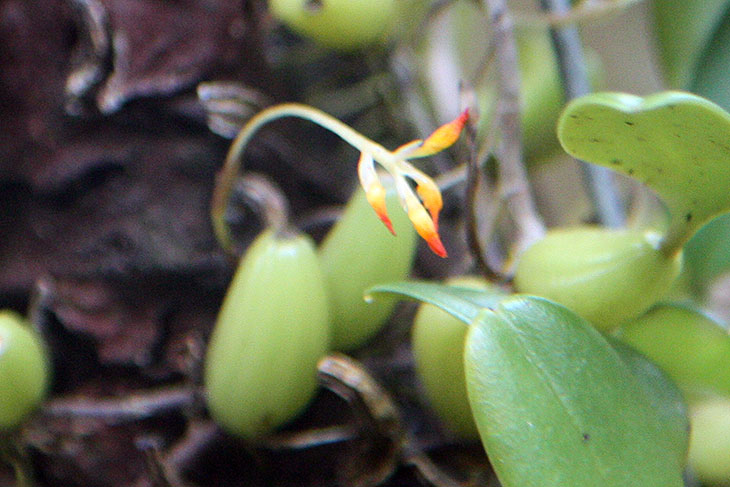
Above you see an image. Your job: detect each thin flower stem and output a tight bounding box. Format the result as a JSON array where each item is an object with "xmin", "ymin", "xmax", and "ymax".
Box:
[
  {"xmin": 461, "ymin": 79, "xmax": 508, "ymax": 279},
  {"xmin": 539, "ymin": 0, "xmax": 626, "ymax": 228},
  {"xmin": 211, "ymin": 103, "xmax": 393, "ymax": 252}
]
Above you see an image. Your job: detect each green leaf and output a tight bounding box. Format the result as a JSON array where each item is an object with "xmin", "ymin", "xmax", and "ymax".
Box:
[
  {"xmin": 557, "ymin": 91, "xmax": 730, "ymax": 253},
  {"xmin": 366, "ymin": 280, "xmax": 506, "ymax": 324},
  {"xmin": 652, "ymin": 0, "xmax": 730, "ymax": 88},
  {"xmin": 607, "ymin": 337, "xmax": 690, "ymax": 463},
  {"xmin": 464, "ymin": 295, "xmax": 685, "ymax": 487}
]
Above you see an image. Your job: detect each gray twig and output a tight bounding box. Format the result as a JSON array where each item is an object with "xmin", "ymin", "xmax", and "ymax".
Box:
[
  {"xmin": 539, "ymin": 0, "xmax": 625, "ymax": 227},
  {"xmin": 481, "ymin": 0, "xmax": 546, "ymax": 271},
  {"xmin": 465, "ymin": 126, "xmax": 502, "ymax": 281},
  {"xmin": 42, "ymin": 386, "xmax": 197, "ymax": 422}
]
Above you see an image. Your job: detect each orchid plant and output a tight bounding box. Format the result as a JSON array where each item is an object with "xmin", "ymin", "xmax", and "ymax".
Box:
[{"xmin": 210, "ymin": 103, "xmax": 469, "ymax": 257}]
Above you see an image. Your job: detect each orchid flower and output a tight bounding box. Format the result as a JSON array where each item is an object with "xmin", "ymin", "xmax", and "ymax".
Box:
[{"xmin": 211, "ymin": 103, "xmax": 469, "ymax": 257}]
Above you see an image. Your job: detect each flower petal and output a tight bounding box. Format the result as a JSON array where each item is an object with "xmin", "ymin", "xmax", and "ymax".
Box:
[
  {"xmin": 392, "ymin": 139, "xmax": 422, "ymax": 157},
  {"xmin": 393, "ymin": 173, "xmax": 447, "ymax": 258},
  {"xmin": 397, "ymin": 161, "xmax": 443, "ymax": 231},
  {"xmin": 393, "ymin": 109, "xmax": 469, "ymax": 159},
  {"xmin": 408, "ymin": 204, "xmax": 448, "ymax": 258},
  {"xmin": 358, "ymin": 152, "xmax": 395, "ymax": 235}
]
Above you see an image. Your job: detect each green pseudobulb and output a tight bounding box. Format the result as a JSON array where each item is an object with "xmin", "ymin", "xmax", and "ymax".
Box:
[
  {"xmin": 319, "ymin": 184, "xmax": 416, "ymax": 351},
  {"xmin": 514, "ymin": 227, "xmax": 682, "ymax": 330},
  {"xmin": 618, "ymin": 303, "xmax": 730, "ymax": 400},
  {"xmin": 205, "ymin": 229, "xmax": 330, "ymax": 439},
  {"xmin": 688, "ymin": 397, "xmax": 730, "ymax": 486},
  {"xmin": 412, "ymin": 277, "xmax": 504, "ymax": 439},
  {"xmin": 268, "ymin": 0, "xmax": 396, "ymax": 51},
  {"xmin": 0, "ymin": 310, "xmax": 50, "ymax": 432}
]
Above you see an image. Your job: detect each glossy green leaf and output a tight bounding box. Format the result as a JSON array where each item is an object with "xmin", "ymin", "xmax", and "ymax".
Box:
[
  {"xmin": 653, "ymin": 1, "xmax": 730, "ymax": 112},
  {"xmin": 558, "ymin": 91, "xmax": 730, "ymax": 253},
  {"xmin": 652, "ymin": 0, "xmax": 730, "ymax": 88},
  {"xmin": 606, "ymin": 337, "xmax": 689, "ymax": 463},
  {"xmin": 366, "ymin": 280, "xmax": 506, "ymax": 324},
  {"xmin": 464, "ymin": 295, "xmax": 685, "ymax": 487}
]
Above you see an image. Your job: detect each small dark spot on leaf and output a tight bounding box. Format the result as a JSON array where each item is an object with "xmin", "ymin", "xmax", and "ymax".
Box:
[
  {"xmin": 624, "ymin": 121, "xmax": 634, "ymax": 126},
  {"xmin": 582, "ymin": 433, "xmax": 590, "ymax": 442},
  {"xmin": 610, "ymin": 159, "xmax": 621, "ymax": 165},
  {"xmin": 569, "ymin": 114, "xmax": 578, "ymax": 119},
  {"xmin": 686, "ymin": 213, "xmax": 693, "ymax": 222}
]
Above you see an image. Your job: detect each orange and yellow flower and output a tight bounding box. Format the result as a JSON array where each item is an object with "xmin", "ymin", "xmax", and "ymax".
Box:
[
  {"xmin": 357, "ymin": 110, "xmax": 469, "ymax": 257},
  {"xmin": 213, "ymin": 103, "xmax": 468, "ymax": 258}
]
